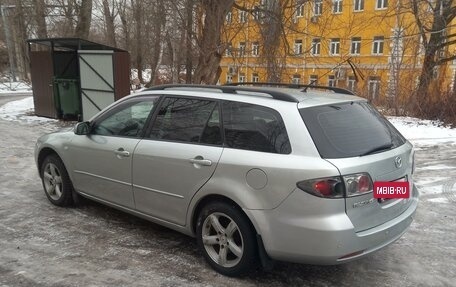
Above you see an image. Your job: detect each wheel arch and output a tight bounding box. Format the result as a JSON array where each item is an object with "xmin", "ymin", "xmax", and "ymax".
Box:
[{"xmin": 37, "ymin": 147, "xmax": 67, "ymax": 178}]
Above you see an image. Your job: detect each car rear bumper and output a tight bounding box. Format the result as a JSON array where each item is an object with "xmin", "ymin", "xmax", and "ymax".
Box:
[{"xmin": 244, "ymin": 185, "xmax": 419, "ymax": 264}]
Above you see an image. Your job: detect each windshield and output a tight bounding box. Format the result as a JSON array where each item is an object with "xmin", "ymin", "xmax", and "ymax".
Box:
[{"xmin": 300, "ymin": 101, "xmax": 406, "ymax": 159}]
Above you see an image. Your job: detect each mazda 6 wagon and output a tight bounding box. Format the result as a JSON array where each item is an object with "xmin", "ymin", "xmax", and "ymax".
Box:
[{"xmin": 35, "ymin": 83, "xmax": 418, "ymax": 276}]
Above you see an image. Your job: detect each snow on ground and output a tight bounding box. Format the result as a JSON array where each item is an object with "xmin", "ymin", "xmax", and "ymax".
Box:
[
  {"xmin": 0, "ymin": 81, "xmax": 32, "ymax": 94},
  {"xmin": 0, "ymin": 97, "xmax": 57, "ymax": 124},
  {"xmin": 387, "ymin": 116, "xmax": 456, "ymax": 145}
]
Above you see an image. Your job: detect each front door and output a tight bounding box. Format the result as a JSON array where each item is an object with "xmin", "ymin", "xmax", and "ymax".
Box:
[
  {"xmin": 69, "ymin": 96, "xmax": 159, "ymax": 208},
  {"xmin": 132, "ymin": 96, "xmax": 223, "ymax": 225}
]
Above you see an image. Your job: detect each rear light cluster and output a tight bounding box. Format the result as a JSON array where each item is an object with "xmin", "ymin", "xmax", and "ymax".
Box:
[{"xmin": 297, "ymin": 173, "xmax": 373, "ymax": 198}]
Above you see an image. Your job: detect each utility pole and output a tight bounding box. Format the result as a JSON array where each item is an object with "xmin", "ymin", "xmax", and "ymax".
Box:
[{"xmin": 1, "ymin": 5, "xmax": 17, "ymax": 84}]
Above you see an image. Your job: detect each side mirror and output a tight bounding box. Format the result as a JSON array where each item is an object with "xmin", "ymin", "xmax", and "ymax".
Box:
[{"xmin": 74, "ymin": 121, "xmax": 91, "ymax": 135}]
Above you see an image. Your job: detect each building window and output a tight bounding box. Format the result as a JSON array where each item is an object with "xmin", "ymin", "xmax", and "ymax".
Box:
[
  {"xmin": 350, "ymin": 37, "xmax": 361, "ymax": 55},
  {"xmin": 376, "ymin": 0, "xmax": 388, "ymax": 9},
  {"xmin": 368, "ymin": 76, "xmax": 381, "ymax": 99},
  {"xmin": 239, "ymin": 73, "xmax": 246, "ymax": 83},
  {"xmin": 225, "ymin": 43, "xmax": 232, "ymax": 56},
  {"xmin": 253, "ymin": 6, "xmax": 260, "ymax": 20},
  {"xmin": 328, "ymin": 75, "xmax": 336, "ymax": 87},
  {"xmin": 239, "ymin": 10, "xmax": 248, "ymax": 23},
  {"xmin": 292, "ymin": 74, "xmax": 301, "ymax": 84},
  {"xmin": 239, "ymin": 42, "xmax": 246, "ymax": 57},
  {"xmin": 354, "ymin": 0, "xmax": 364, "ymax": 11},
  {"xmin": 311, "ymin": 38, "xmax": 321, "ymax": 55},
  {"xmin": 330, "ymin": 38, "xmax": 340, "ymax": 55},
  {"xmin": 294, "ymin": 39, "xmax": 303, "ymax": 55},
  {"xmin": 333, "ymin": 0, "xmax": 343, "ymax": 13},
  {"xmin": 296, "ymin": 3, "xmax": 304, "ymax": 17},
  {"xmin": 372, "ymin": 36, "xmax": 384, "ymax": 55},
  {"xmin": 309, "ymin": 74, "xmax": 318, "ymax": 85},
  {"xmin": 226, "ymin": 74, "xmax": 233, "ymax": 84},
  {"xmin": 252, "ymin": 42, "xmax": 260, "ymax": 56},
  {"xmin": 226, "ymin": 11, "xmax": 232, "ymax": 24},
  {"xmin": 347, "ymin": 76, "xmax": 357, "ymax": 91},
  {"xmin": 252, "ymin": 73, "xmax": 259, "ymax": 82},
  {"xmin": 314, "ymin": 0, "xmax": 323, "ymax": 15}
]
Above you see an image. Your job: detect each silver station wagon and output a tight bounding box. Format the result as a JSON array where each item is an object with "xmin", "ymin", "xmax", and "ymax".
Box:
[{"xmin": 35, "ymin": 83, "xmax": 419, "ymax": 276}]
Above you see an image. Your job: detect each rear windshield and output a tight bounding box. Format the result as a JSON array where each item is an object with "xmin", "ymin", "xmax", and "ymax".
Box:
[{"xmin": 300, "ymin": 101, "xmax": 406, "ymax": 158}]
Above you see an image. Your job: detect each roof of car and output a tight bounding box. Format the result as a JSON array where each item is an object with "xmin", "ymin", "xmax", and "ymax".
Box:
[{"xmin": 134, "ymin": 84, "xmax": 366, "ymax": 108}]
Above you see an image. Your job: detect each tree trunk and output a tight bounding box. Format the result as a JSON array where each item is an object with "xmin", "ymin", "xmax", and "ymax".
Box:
[
  {"xmin": 32, "ymin": 0, "xmax": 47, "ymax": 39},
  {"xmin": 102, "ymin": 0, "xmax": 117, "ymax": 47},
  {"xmin": 192, "ymin": 0, "xmax": 234, "ymax": 84},
  {"xmin": 185, "ymin": 0, "xmax": 194, "ymax": 83},
  {"xmin": 74, "ymin": 0, "xmax": 93, "ymax": 39}
]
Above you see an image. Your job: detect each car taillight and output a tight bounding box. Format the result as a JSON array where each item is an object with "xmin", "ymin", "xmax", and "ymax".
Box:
[
  {"xmin": 297, "ymin": 176, "xmax": 344, "ymax": 198},
  {"xmin": 343, "ymin": 173, "xmax": 373, "ymax": 197}
]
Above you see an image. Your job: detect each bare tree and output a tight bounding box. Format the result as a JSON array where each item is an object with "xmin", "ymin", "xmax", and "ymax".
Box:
[
  {"xmin": 74, "ymin": 0, "xmax": 93, "ymax": 38},
  {"xmin": 102, "ymin": 0, "xmax": 116, "ymax": 46},
  {"xmin": 192, "ymin": 0, "xmax": 235, "ymax": 84},
  {"xmin": 32, "ymin": 0, "xmax": 47, "ymax": 38},
  {"xmin": 411, "ymin": 0, "xmax": 456, "ymax": 107}
]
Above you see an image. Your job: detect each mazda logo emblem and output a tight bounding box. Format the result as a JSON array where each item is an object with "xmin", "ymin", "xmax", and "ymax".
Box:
[{"xmin": 395, "ymin": 156, "xmax": 402, "ymax": 168}]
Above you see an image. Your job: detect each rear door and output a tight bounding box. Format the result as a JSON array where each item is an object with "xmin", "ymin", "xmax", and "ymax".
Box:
[
  {"xmin": 132, "ymin": 96, "xmax": 223, "ymax": 225},
  {"xmin": 300, "ymin": 101, "xmax": 414, "ymax": 232}
]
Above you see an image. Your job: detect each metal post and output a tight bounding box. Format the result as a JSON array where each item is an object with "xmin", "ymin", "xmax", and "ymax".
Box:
[{"xmin": 1, "ymin": 5, "xmax": 17, "ymax": 85}]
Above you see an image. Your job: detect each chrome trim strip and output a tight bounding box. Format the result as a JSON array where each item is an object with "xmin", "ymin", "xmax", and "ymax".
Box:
[
  {"xmin": 74, "ymin": 170, "xmax": 131, "ymax": 186},
  {"xmin": 133, "ymin": 184, "xmax": 184, "ymax": 199}
]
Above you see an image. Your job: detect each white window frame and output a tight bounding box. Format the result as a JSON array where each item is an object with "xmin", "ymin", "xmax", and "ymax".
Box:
[
  {"xmin": 330, "ymin": 38, "xmax": 340, "ymax": 56},
  {"xmin": 328, "ymin": 75, "xmax": 336, "ymax": 87},
  {"xmin": 354, "ymin": 0, "xmax": 364, "ymax": 11},
  {"xmin": 296, "ymin": 2, "xmax": 304, "ymax": 17},
  {"xmin": 226, "ymin": 11, "xmax": 232, "ymax": 24},
  {"xmin": 252, "ymin": 42, "xmax": 260, "ymax": 56},
  {"xmin": 376, "ymin": 0, "xmax": 388, "ymax": 10},
  {"xmin": 239, "ymin": 42, "xmax": 246, "ymax": 57},
  {"xmin": 368, "ymin": 77, "xmax": 381, "ymax": 99},
  {"xmin": 347, "ymin": 76, "xmax": 356, "ymax": 91},
  {"xmin": 372, "ymin": 36, "xmax": 384, "ymax": 55},
  {"xmin": 311, "ymin": 38, "xmax": 321, "ymax": 55},
  {"xmin": 314, "ymin": 0, "xmax": 323, "ymax": 16},
  {"xmin": 226, "ymin": 74, "xmax": 233, "ymax": 84},
  {"xmin": 350, "ymin": 37, "xmax": 361, "ymax": 55},
  {"xmin": 225, "ymin": 43, "xmax": 233, "ymax": 56},
  {"xmin": 294, "ymin": 39, "xmax": 303, "ymax": 55},
  {"xmin": 239, "ymin": 10, "xmax": 248, "ymax": 23},
  {"xmin": 309, "ymin": 75, "xmax": 318, "ymax": 85},
  {"xmin": 333, "ymin": 0, "xmax": 343, "ymax": 13},
  {"xmin": 239, "ymin": 73, "xmax": 246, "ymax": 83},
  {"xmin": 292, "ymin": 75, "xmax": 301, "ymax": 84},
  {"xmin": 252, "ymin": 73, "xmax": 259, "ymax": 82}
]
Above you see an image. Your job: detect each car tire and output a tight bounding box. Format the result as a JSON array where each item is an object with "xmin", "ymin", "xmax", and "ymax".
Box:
[
  {"xmin": 196, "ymin": 201, "xmax": 258, "ymax": 276},
  {"xmin": 40, "ymin": 154, "xmax": 74, "ymax": 207}
]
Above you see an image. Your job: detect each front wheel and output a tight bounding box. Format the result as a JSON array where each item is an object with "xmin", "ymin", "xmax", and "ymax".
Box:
[
  {"xmin": 40, "ymin": 154, "xmax": 74, "ymax": 207},
  {"xmin": 196, "ymin": 202, "xmax": 258, "ymax": 276}
]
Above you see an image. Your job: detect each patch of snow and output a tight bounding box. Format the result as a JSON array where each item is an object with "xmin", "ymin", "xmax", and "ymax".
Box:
[
  {"xmin": 0, "ymin": 81, "xmax": 32, "ymax": 94},
  {"xmin": 0, "ymin": 97, "xmax": 58, "ymax": 124},
  {"xmin": 417, "ymin": 164, "xmax": 456, "ymax": 170},
  {"xmin": 387, "ymin": 116, "xmax": 456, "ymax": 145},
  {"xmin": 427, "ymin": 198, "xmax": 450, "ymax": 204}
]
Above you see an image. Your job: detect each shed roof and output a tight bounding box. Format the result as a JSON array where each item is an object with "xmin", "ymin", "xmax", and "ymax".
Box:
[{"xmin": 27, "ymin": 37, "xmax": 126, "ymax": 52}]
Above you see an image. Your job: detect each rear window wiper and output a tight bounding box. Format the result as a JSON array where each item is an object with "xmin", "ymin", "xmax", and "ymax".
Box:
[{"xmin": 360, "ymin": 143, "xmax": 393, "ymax": 156}]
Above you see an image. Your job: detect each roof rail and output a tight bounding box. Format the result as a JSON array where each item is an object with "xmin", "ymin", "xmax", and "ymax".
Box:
[
  {"xmin": 225, "ymin": 82, "xmax": 355, "ymax": 95},
  {"xmin": 145, "ymin": 84, "xmax": 299, "ymax": 102}
]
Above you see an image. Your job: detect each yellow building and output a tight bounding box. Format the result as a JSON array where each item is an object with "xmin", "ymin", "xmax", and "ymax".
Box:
[{"xmin": 220, "ymin": 0, "xmax": 455, "ymax": 104}]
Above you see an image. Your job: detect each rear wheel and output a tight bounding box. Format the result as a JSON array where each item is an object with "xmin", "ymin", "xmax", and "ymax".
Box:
[
  {"xmin": 196, "ymin": 201, "xmax": 258, "ymax": 276},
  {"xmin": 40, "ymin": 154, "xmax": 74, "ymax": 207}
]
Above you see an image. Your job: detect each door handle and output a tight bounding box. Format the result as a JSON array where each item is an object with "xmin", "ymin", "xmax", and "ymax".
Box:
[
  {"xmin": 114, "ymin": 148, "xmax": 130, "ymax": 157},
  {"xmin": 189, "ymin": 157, "xmax": 212, "ymax": 166}
]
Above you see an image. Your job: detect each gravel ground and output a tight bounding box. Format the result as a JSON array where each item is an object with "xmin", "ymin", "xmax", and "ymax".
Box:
[{"xmin": 0, "ymin": 95, "xmax": 455, "ymax": 287}]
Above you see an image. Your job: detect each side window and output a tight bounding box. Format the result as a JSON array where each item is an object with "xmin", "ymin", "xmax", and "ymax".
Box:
[
  {"xmin": 93, "ymin": 98, "xmax": 158, "ymax": 137},
  {"xmin": 149, "ymin": 97, "xmax": 222, "ymax": 145},
  {"xmin": 222, "ymin": 101, "xmax": 291, "ymax": 154}
]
